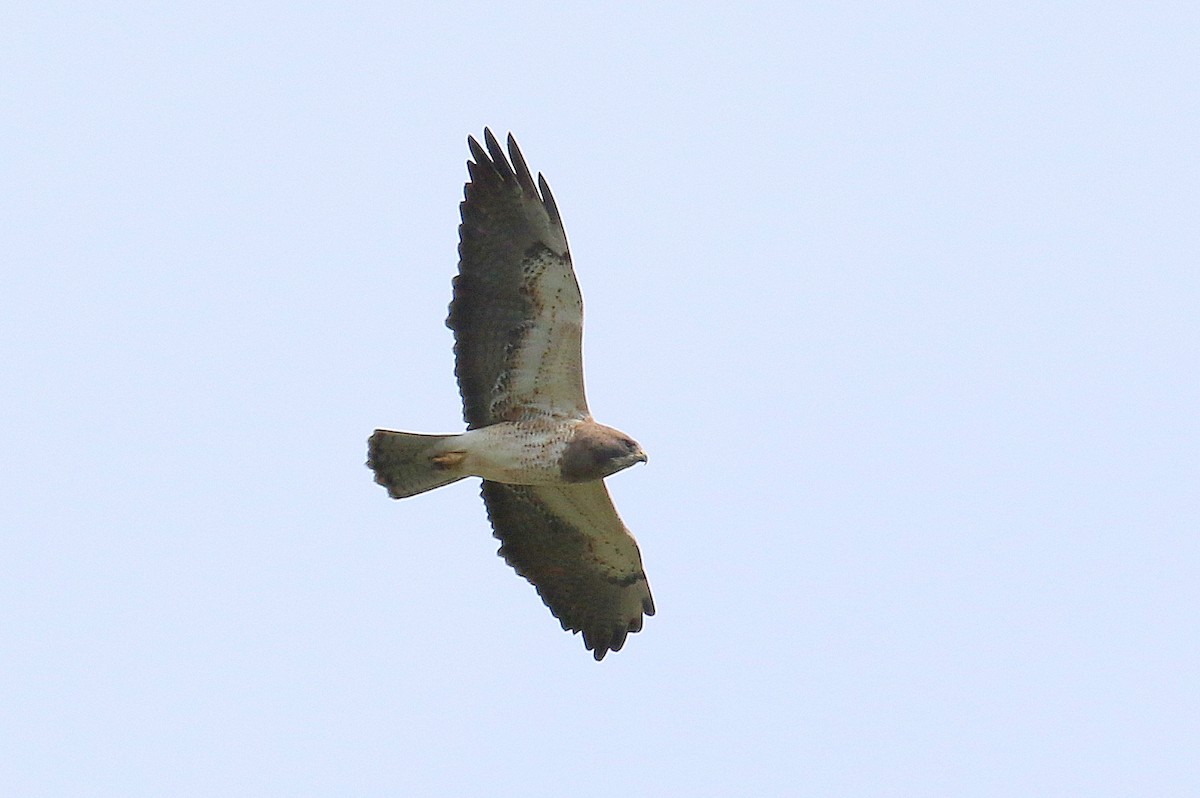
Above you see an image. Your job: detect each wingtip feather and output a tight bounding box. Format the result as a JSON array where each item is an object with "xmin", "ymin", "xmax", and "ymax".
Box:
[
  {"xmin": 506, "ymin": 134, "xmax": 539, "ymax": 196},
  {"xmin": 467, "ymin": 135, "xmax": 487, "ymax": 166},
  {"xmin": 483, "ymin": 128, "xmax": 513, "ymax": 180},
  {"xmin": 538, "ymin": 173, "xmax": 562, "ymax": 225}
]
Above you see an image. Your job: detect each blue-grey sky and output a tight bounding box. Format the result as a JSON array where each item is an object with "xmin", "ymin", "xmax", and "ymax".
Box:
[{"xmin": 3, "ymin": 3, "xmax": 1197, "ymax": 795}]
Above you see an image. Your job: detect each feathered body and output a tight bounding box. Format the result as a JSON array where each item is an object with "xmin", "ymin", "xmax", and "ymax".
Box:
[{"xmin": 368, "ymin": 130, "xmax": 652, "ymax": 660}]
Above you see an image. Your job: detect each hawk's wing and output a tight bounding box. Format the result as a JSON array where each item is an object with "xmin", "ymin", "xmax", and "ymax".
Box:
[
  {"xmin": 448, "ymin": 129, "xmax": 588, "ymax": 429},
  {"xmin": 481, "ymin": 480, "xmax": 655, "ymax": 660}
]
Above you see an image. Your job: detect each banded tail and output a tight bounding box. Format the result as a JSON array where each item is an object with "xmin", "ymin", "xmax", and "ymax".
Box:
[{"xmin": 367, "ymin": 430, "xmax": 468, "ymax": 499}]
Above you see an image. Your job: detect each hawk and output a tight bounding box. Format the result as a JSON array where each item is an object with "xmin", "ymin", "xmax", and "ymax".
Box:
[{"xmin": 368, "ymin": 130, "xmax": 653, "ymax": 660}]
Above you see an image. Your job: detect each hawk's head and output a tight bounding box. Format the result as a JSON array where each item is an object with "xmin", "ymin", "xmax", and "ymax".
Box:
[{"xmin": 560, "ymin": 421, "xmax": 647, "ymax": 483}]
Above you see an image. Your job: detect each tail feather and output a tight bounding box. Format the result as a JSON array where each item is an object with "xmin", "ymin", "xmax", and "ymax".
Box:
[{"xmin": 367, "ymin": 430, "xmax": 467, "ymax": 499}]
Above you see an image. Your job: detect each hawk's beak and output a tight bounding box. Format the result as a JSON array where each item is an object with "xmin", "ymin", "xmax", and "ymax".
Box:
[{"xmin": 636, "ymin": 450, "xmax": 648, "ymax": 464}]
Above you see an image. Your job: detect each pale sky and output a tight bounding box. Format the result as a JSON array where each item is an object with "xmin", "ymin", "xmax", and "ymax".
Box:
[{"xmin": 3, "ymin": 3, "xmax": 1198, "ymax": 795}]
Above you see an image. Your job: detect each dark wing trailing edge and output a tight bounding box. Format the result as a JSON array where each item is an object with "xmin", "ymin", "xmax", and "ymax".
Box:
[
  {"xmin": 447, "ymin": 129, "xmax": 588, "ymax": 429},
  {"xmin": 481, "ymin": 481, "xmax": 655, "ymax": 660}
]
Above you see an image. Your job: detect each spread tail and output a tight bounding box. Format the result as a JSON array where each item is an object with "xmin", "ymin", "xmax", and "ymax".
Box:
[{"xmin": 367, "ymin": 429, "xmax": 468, "ymax": 499}]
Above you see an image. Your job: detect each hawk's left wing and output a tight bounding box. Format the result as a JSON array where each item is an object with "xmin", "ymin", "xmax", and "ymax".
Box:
[{"xmin": 480, "ymin": 480, "xmax": 655, "ymax": 660}]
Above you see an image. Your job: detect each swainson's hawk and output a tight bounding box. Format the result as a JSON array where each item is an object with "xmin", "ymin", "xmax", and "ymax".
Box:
[{"xmin": 368, "ymin": 130, "xmax": 653, "ymax": 660}]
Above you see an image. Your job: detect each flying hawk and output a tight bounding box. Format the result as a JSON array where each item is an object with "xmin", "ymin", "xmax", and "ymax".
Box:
[{"xmin": 368, "ymin": 130, "xmax": 653, "ymax": 660}]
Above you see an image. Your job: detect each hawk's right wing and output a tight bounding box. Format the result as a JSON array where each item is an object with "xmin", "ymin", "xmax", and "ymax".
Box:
[{"xmin": 447, "ymin": 130, "xmax": 590, "ymax": 429}]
